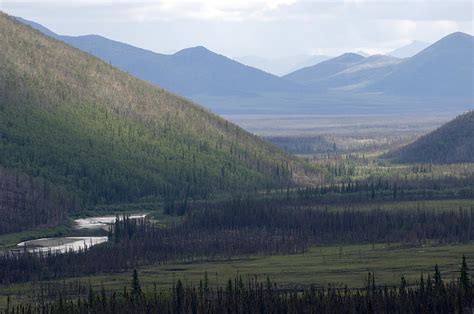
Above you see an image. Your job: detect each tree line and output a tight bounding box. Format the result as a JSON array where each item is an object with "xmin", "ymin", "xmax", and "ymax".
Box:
[
  {"xmin": 1, "ymin": 198, "xmax": 473, "ymax": 284},
  {"xmin": 3, "ymin": 258, "xmax": 472, "ymax": 313}
]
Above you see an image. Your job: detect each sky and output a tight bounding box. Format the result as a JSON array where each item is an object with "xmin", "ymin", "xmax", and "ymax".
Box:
[{"xmin": 1, "ymin": 0, "xmax": 472, "ymax": 58}]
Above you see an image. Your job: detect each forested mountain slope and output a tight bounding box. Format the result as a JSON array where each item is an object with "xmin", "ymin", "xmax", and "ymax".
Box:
[
  {"xmin": 386, "ymin": 111, "xmax": 474, "ymax": 164},
  {"xmin": 0, "ymin": 12, "xmax": 300, "ymax": 209}
]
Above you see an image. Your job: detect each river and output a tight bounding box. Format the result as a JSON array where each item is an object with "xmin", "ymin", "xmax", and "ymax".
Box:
[{"xmin": 15, "ymin": 214, "xmax": 147, "ymax": 254}]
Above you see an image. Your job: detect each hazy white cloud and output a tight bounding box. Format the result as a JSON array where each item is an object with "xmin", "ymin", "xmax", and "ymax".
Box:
[
  {"xmin": 393, "ymin": 20, "xmax": 418, "ymax": 37},
  {"xmin": 125, "ymin": 0, "xmax": 298, "ymax": 21},
  {"xmin": 1, "ymin": 0, "xmax": 472, "ymax": 58}
]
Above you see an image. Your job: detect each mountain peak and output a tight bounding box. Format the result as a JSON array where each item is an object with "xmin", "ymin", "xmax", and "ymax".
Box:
[
  {"xmin": 444, "ymin": 31, "xmax": 473, "ymax": 40},
  {"xmin": 174, "ymin": 45, "xmax": 214, "ymax": 57},
  {"xmin": 367, "ymin": 29, "xmax": 473, "ymax": 98},
  {"xmin": 428, "ymin": 31, "xmax": 473, "ymax": 50},
  {"xmin": 77, "ymin": 34, "xmax": 107, "ymax": 40},
  {"xmin": 339, "ymin": 52, "xmax": 365, "ymax": 60}
]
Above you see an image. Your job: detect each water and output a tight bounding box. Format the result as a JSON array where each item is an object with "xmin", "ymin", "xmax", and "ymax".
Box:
[
  {"xmin": 15, "ymin": 214, "xmax": 147, "ymax": 254},
  {"xmin": 16, "ymin": 236, "xmax": 108, "ymax": 254},
  {"xmin": 74, "ymin": 214, "xmax": 147, "ymax": 231}
]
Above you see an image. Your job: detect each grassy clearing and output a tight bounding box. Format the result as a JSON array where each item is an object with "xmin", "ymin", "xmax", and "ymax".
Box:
[
  {"xmin": 0, "ymin": 223, "xmax": 72, "ymax": 250},
  {"xmin": 320, "ymin": 198, "xmax": 474, "ymax": 212},
  {"xmin": 73, "ymin": 203, "xmax": 163, "ymax": 218},
  {"xmin": 120, "ymin": 242, "xmax": 474, "ymax": 290},
  {"xmin": 1, "ymin": 241, "xmax": 472, "ymax": 308}
]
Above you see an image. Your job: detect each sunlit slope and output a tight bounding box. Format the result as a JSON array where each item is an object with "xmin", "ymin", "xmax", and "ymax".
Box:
[{"xmin": 0, "ymin": 12, "xmax": 300, "ymax": 204}]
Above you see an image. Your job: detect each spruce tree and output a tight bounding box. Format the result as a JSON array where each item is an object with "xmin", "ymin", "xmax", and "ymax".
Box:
[
  {"xmin": 131, "ymin": 269, "xmax": 142, "ymax": 301},
  {"xmin": 434, "ymin": 264, "xmax": 442, "ymax": 291},
  {"xmin": 459, "ymin": 255, "xmax": 471, "ymax": 302}
]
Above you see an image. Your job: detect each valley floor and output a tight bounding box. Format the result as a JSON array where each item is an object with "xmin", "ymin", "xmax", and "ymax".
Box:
[{"xmin": 1, "ymin": 241, "xmax": 473, "ymax": 308}]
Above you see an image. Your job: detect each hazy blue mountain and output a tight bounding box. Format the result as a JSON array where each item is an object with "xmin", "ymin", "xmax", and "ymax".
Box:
[
  {"xmin": 288, "ymin": 55, "xmax": 332, "ymax": 74},
  {"xmin": 17, "ymin": 17, "xmax": 302, "ymax": 97},
  {"xmin": 355, "ymin": 50, "xmax": 371, "ymax": 57},
  {"xmin": 321, "ymin": 55, "xmax": 403, "ymax": 91},
  {"xmin": 235, "ymin": 55, "xmax": 305, "ymax": 76},
  {"xmin": 15, "ymin": 17, "xmax": 59, "ymax": 39},
  {"xmin": 16, "ymin": 17, "xmax": 472, "ymax": 115},
  {"xmin": 235, "ymin": 55, "xmax": 273, "ymax": 73},
  {"xmin": 367, "ymin": 32, "xmax": 474, "ymax": 98},
  {"xmin": 236, "ymin": 54, "xmax": 331, "ymax": 76},
  {"xmin": 285, "ymin": 33, "xmax": 473, "ymax": 100},
  {"xmin": 148, "ymin": 46, "xmax": 304, "ymax": 96},
  {"xmin": 387, "ymin": 40, "xmax": 431, "ymax": 58},
  {"xmin": 284, "ymin": 53, "xmax": 365, "ymax": 86}
]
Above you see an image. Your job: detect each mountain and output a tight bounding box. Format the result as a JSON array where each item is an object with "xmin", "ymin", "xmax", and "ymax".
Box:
[
  {"xmin": 325, "ymin": 55, "xmax": 402, "ymax": 90},
  {"xmin": 15, "ymin": 17, "xmax": 58, "ymax": 38},
  {"xmin": 387, "ymin": 40, "xmax": 431, "ymax": 58},
  {"xmin": 16, "ymin": 17, "xmax": 301, "ymax": 98},
  {"xmin": 355, "ymin": 51, "xmax": 371, "ymax": 57},
  {"xmin": 0, "ymin": 12, "xmax": 299, "ymax": 208},
  {"xmin": 236, "ymin": 54, "xmax": 331, "ymax": 76},
  {"xmin": 283, "ymin": 53, "xmax": 365, "ymax": 86},
  {"xmin": 367, "ymin": 32, "xmax": 474, "ymax": 98},
  {"xmin": 385, "ymin": 111, "xmax": 474, "ymax": 164},
  {"xmin": 289, "ymin": 54, "xmax": 402, "ymax": 91},
  {"xmin": 284, "ymin": 33, "xmax": 473, "ymax": 101},
  {"xmin": 15, "ymin": 17, "xmax": 473, "ymax": 115},
  {"xmin": 288, "ymin": 55, "xmax": 332, "ymax": 74}
]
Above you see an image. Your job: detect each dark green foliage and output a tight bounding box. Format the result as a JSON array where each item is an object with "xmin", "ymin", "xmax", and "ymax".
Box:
[
  {"xmin": 386, "ymin": 111, "xmax": 474, "ymax": 164},
  {"xmin": 460, "ymin": 255, "xmax": 472, "ymax": 305},
  {"xmin": 131, "ymin": 270, "xmax": 142, "ymax": 302}
]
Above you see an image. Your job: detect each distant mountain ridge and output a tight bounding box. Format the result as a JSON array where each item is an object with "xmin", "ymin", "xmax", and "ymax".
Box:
[
  {"xmin": 366, "ymin": 32, "xmax": 474, "ymax": 98},
  {"xmin": 16, "ymin": 17, "xmax": 302, "ymax": 98},
  {"xmin": 285, "ymin": 32, "xmax": 473, "ymax": 100},
  {"xmin": 387, "ymin": 40, "xmax": 431, "ymax": 58},
  {"xmin": 285, "ymin": 54, "xmax": 403, "ymax": 91},
  {"xmin": 16, "ymin": 16, "xmax": 473, "ymax": 115},
  {"xmin": 235, "ymin": 54, "xmax": 332, "ymax": 76},
  {"xmin": 284, "ymin": 53, "xmax": 365, "ymax": 86},
  {"xmin": 385, "ymin": 111, "xmax": 474, "ymax": 164}
]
